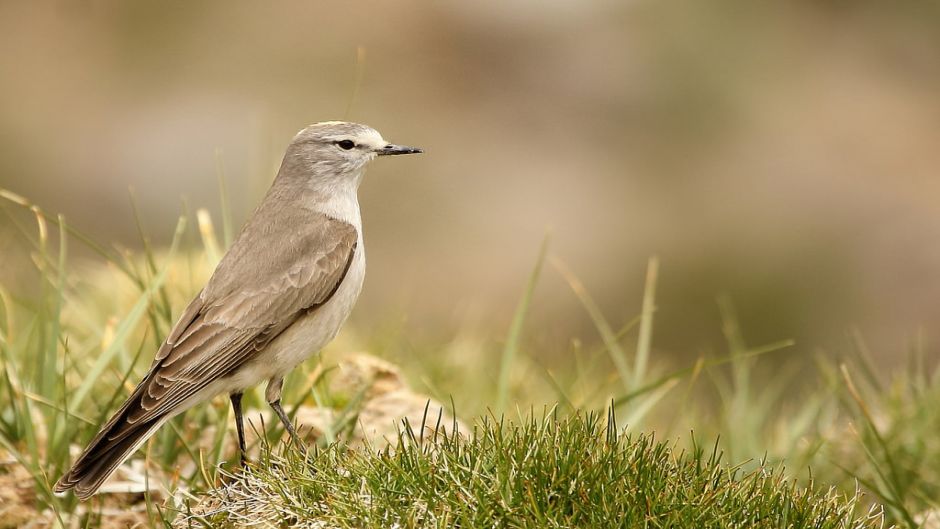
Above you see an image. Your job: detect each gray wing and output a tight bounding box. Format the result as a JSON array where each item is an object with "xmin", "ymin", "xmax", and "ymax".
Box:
[{"xmin": 128, "ymin": 209, "xmax": 358, "ymax": 425}]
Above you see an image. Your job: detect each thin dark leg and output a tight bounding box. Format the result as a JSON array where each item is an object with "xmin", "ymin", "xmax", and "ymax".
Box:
[
  {"xmin": 230, "ymin": 392, "xmax": 248, "ymax": 466},
  {"xmin": 269, "ymin": 399, "xmax": 307, "ymax": 455}
]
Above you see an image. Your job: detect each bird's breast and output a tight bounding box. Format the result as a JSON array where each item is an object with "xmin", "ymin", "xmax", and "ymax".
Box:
[{"xmin": 260, "ymin": 244, "xmax": 366, "ymax": 378}]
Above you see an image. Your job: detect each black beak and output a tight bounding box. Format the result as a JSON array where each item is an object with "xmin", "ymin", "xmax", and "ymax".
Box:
[{"xmin": 376, "ymin": 144, "xmax": 423, "ymax": 156}]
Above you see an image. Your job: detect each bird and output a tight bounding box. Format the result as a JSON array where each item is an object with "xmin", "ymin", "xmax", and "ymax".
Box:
[{"xmin": 54, "ymin": 121, "xmax": 422, "ymax": 500}]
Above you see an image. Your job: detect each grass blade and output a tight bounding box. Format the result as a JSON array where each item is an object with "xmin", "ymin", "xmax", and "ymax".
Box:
[
  {"xmin": 633, "ymin": 256, "xmax": 659, "ymax": 388},
  {"xmin": 552, "ymin": 256, "xmax": 632, "ymax": 394},
  {"xmin": 496, "ymin": 234, "xmax": 549, "ymax": 412}
]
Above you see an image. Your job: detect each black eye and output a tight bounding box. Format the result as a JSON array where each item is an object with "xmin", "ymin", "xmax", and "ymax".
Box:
[{"xmin": 335, "ymin": 140, "xmax": 355, "ymax": 150}]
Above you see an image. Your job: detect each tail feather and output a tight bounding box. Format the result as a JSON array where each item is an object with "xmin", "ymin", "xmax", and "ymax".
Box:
[{"xmin": 55, "ymin": 394, "xmax": 168, "ymax": 500}]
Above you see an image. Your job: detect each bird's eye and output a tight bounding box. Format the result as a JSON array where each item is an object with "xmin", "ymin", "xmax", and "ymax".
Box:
[{"xmin": 335, "ymin": 140, "xmax": 356, "ymax": 150}]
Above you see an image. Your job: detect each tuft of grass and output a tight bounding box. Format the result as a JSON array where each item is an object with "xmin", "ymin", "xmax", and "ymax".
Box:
[
  {"xmin": 825, "ymin": 335, "xmax": 940, "ymax": 527},
  {"xmin": 182, "ymin": 410, "xmax": 885, "ymax": 529}
]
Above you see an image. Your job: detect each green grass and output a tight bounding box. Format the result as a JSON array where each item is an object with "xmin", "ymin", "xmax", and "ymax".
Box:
[
  {"xmin": 1, "ymin": 187, "xmax": 938, "ymax": 527},
  {"xmin": 182, "ymin": 411, "xmax": 882, "ymax": 529}
]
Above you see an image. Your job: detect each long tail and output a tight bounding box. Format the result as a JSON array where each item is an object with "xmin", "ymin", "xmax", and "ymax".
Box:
[{"xmin": 54, "ymin": 390, "xmax": 168, "ymax": 500}]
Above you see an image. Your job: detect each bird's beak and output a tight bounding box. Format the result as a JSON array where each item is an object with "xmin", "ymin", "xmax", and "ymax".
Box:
[{"xmin": 376, "ymin": 143, "xmax": 423, "ymax": 156}]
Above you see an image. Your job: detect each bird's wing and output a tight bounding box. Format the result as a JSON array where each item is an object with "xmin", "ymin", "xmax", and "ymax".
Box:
[{"xmin": 120, "ymin": 210, "xmax": 358, "ymax": 428}]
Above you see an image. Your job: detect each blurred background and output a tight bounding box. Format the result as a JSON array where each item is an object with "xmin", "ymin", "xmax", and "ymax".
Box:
[{"xmin": 1, "ymin": 0, "xmax": 938, "ymax": 368}]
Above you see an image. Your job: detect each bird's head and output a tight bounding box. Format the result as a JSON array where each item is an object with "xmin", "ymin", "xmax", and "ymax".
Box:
[{"xmin": 284, "ymin": 121, "xmax": 422, "ymax": 184}]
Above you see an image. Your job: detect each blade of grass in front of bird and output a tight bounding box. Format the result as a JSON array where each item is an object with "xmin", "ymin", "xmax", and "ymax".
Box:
[{"xmin": 496, "ymin": 234, "xmax": 549, "ymax": 412}]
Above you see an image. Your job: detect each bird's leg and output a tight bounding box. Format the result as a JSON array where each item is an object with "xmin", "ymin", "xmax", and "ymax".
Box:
[
  {"xmin": 266, "ymin": 377, "xmax": 307, "ymax": 455},
  {"xmin": 229, "ymin": 392, "xmax": 249, "ymax": 466}
]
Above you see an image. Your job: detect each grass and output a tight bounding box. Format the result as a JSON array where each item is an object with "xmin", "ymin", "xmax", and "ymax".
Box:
[
  {"xmin": 181, "ymin": 411, "xmax": 883, "ymax": 529},
  {"xmin": 0, "ymin": 187, "xmax": 937, "ymax": 527}
]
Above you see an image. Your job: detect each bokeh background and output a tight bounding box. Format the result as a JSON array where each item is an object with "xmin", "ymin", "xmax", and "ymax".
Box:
[{"xmin": 1, "ymin": 1, "xmax": 938, "ymax": 367}]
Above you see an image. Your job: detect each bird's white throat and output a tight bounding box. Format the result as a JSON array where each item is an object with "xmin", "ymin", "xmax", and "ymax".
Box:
[{"xmin": 305, "ymin": 170, "xmax": 364, "ymax": 229}]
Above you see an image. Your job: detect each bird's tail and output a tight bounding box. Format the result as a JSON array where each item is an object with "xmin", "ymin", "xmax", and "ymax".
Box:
[{"xmin": 54, "ymin": 392, "xmax": 168, "ymax": 500}]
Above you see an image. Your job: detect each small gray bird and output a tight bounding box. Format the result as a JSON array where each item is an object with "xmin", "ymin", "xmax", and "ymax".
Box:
[{"xmin": 55, "ymin": 121, "xmax": 422, "ymax": 499}]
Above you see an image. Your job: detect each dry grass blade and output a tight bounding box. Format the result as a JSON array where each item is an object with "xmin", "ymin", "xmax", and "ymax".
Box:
[{"xmin": 633, "ymin": 256, "xmax": 659, "ymax": 387}]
